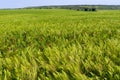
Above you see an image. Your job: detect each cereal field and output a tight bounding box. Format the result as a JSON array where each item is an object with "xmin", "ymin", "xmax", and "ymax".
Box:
[{"xmin": 0, "ymin": 9, "xmax": 120, "ymax": 80}]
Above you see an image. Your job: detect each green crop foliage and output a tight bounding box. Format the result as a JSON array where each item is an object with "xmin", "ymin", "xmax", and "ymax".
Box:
[{"xmin": 0, "ymin": 9, "xmax": 120, "ymax": 80}]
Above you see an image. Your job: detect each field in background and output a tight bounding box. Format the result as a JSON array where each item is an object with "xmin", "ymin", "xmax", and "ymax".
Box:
[{"xmin": 0, "ymin": 9, "xmax": 120, "ymax": 80}]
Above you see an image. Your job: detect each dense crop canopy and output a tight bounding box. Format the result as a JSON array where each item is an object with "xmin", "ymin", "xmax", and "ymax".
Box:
[{"xmin": 0, "ymin": 9, "xmax": 120, "ymax": 80}]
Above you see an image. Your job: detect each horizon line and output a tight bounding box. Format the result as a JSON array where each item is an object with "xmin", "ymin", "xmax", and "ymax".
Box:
[{"xmin": 1, "ymin": 4, "xmax": 120, "ymax": 9}]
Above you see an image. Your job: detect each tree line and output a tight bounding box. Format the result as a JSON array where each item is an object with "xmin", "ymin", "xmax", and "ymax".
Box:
[{"xmin": 24, "ymin": 5, "xmax": 120, "ymax": 11}]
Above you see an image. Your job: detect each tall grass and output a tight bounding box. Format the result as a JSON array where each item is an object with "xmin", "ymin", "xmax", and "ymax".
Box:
[{"xmin": 0, "ymin": 9, "xmax": 120, "ymax": 80}]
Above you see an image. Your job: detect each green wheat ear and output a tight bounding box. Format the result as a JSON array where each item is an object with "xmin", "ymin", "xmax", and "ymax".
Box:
[{"xmin": 0, "ymin": 9, "xmax": 120, "ymax": 80}]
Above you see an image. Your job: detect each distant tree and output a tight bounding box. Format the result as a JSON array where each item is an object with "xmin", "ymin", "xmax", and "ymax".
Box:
[
  {"xmin": 84, "ymin": 8, "xmax": 89, "ymax": 11},
  {"xmin": 76, "ymin": 9, "xmax": 80, "ymax": 11},
  {"xmin": 82, "ymin": 7, "xmax": 97, "ymax": 12},
  {"xmin": 91, "ymin": 8, "xmax": 96, "ymax": 11}
]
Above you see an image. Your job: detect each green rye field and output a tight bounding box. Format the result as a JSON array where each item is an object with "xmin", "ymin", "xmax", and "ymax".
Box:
[{"xmin": 0, "ymin": 9, "xmax": 120, "ymax": 80}]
